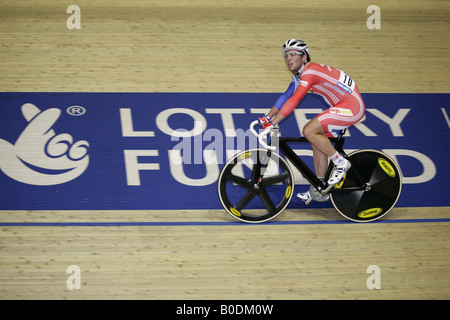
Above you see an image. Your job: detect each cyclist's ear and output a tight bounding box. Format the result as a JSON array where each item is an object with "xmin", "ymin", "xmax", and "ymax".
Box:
[{"xmin": 302, "ymin": 54, "xmax": 309, "ymax": 64}]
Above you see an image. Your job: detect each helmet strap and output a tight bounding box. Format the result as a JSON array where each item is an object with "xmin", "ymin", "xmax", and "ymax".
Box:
[{"xmin": 295, "ymin": 60, "xmax": 307, "ymax": 76}]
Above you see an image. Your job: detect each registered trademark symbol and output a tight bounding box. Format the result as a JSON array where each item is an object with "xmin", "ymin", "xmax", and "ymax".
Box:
[{"xmin": 67, "ymin": 106, "xmax": 86, "ymax": 116}]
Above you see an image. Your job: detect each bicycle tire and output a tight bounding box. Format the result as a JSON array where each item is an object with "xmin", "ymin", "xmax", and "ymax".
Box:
[
  {"xmin": 218, "ymin": 148, "xmax": 294, "ymax": 223},
  {"xmin": 330, "ymin": 149, "xmax": 402, "ymax": 222}
]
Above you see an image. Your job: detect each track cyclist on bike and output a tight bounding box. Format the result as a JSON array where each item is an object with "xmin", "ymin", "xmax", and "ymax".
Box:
[{"xmin": 258, "ymin": 38, "xmax": 366, "ymax": 203}]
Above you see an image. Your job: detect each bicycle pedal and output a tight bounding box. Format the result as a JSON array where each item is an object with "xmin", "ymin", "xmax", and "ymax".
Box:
[{"xmin": 304, "ymin": 198, "xmax": 312, "ymax": 205}]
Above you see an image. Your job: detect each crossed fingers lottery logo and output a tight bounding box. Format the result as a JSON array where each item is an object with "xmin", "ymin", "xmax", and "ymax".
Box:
[{"xmin": 0, "ymin": 103, "xmax": 90, "ymax": 185}]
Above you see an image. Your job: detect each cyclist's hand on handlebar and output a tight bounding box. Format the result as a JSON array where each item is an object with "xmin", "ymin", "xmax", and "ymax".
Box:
[{"xmin": 258, "ymin": 115, "xmax": 273, "ymax": 130}]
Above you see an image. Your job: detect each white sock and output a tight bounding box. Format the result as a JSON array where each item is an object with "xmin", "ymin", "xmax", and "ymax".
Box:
[{"xmin": 330, "ymin": 152, "xmax": 345, "ymax": 166}]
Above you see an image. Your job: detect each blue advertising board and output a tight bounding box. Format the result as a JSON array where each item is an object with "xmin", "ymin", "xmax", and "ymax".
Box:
[{"xmin": 0, "ymin": 92, "xmax": 449, "ymax": 210}]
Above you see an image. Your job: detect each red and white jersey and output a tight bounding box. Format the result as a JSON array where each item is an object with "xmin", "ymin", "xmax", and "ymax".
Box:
[{"xmin": 276, "ymin": 62, "xmax": 365, "ymax": 127}]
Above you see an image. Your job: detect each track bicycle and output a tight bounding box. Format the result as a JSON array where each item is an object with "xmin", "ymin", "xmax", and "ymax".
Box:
[{"xmin": 217, "ymin": 121, "xmax": 402, "ymax": 223}]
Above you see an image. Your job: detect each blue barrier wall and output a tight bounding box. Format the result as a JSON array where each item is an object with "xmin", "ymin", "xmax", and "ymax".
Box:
[{"xmin": 0, "ymin": 93, "xmax": 449, "ymax": 210}]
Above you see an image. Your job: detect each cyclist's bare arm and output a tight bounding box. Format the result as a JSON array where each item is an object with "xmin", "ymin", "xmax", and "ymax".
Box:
[{"xmin": 266, "ymin": 107, "xmax": 286, "ymax": 126}]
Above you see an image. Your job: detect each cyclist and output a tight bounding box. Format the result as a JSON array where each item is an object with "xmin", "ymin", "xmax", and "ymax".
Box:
[{"xmin": 258, "ymin": 38, "xmax": 365, "ymax": 203}]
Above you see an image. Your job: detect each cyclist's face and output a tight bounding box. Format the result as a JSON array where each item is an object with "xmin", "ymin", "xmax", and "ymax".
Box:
[{"xmin": 284, "ymin": 50, "xmax": 305, "ymax": 73}]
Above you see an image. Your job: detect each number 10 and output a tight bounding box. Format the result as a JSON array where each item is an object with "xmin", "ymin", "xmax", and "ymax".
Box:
[{"xmin": 342, "ymin": 74, "xmax": 353, "ymax": 87}]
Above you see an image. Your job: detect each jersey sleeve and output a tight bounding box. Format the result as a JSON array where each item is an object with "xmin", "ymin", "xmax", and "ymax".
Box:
[
  {"xmin": 279, "ymin": 76, "xmax": 312, "ymax": 117},
  {"xmin": 273, "ymin": 78, "xmax": 296, "ymax": 110}
]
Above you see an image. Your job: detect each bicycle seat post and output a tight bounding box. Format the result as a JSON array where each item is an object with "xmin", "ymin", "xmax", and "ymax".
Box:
[{"xmin": 332, "ymin": 128, "xmax": 347, "ymax": 156}]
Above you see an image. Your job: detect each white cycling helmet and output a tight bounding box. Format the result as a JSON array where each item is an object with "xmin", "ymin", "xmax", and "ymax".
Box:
[{"xmin": 282, "ymin": 38, "xmax": 310, "ymax": 61}]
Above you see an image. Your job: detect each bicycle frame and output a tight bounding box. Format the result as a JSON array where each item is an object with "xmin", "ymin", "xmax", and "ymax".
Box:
[
  {"xmin": 278, "ymin": 137, "xmax": 337, "ymax": 192},
  {"xmin": 273, "ymin": 131, "xmax": 368, "ymax": 194}
]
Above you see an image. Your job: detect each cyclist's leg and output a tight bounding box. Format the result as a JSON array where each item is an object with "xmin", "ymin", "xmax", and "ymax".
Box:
[
  {"xmin": 296, "ymin": 143, "xmax": 328, "ymax": 202},
  {"xmin": 317, "ymin": 99, "xmax": 365, "ymax": 140},
  {"xmin": 303, "ymin": 118, "xmax": 336, "ymax": 157},
  {"xmin": 297, "ymin": 120, "xmax": 332, "ymax": 203},
  {"xmin": 311, "ymin": 100, "xmax": 364, "ymax": 185},
  {"xmin": 302, "ymin": 118, "xmax": 337, "ymax": 179},
  {"xmin": 311, "ymin": 143, "xmax": 328, "ymax": 178}
]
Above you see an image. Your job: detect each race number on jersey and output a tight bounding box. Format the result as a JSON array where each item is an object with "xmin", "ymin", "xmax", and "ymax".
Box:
[{"xmin": 337, "ymin": 71, "xmax": 355, "ymax": 94}]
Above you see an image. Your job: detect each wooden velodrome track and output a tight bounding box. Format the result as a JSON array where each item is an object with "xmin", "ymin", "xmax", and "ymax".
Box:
[{"xmin": 1, "ymin": 0, "xmax": 449, "ymax": 300}]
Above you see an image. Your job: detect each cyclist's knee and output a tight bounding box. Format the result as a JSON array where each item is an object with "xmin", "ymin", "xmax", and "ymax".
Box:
[
  {"xmin": 302, "ymin": 120, "xmax": 322, "ymax": 139},
  {"xmin": 302, "ymin": 127, "xmax": 312, "ymax": 141}
]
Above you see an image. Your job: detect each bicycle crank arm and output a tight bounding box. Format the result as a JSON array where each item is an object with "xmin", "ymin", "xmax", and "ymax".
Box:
[
  {"xmin": 320, "ymin": 184, "xmax": 334, "ymax": 195},
  {"xmin": 326, "ymin": 185, "xmax": 371, "ymax": 194}
]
